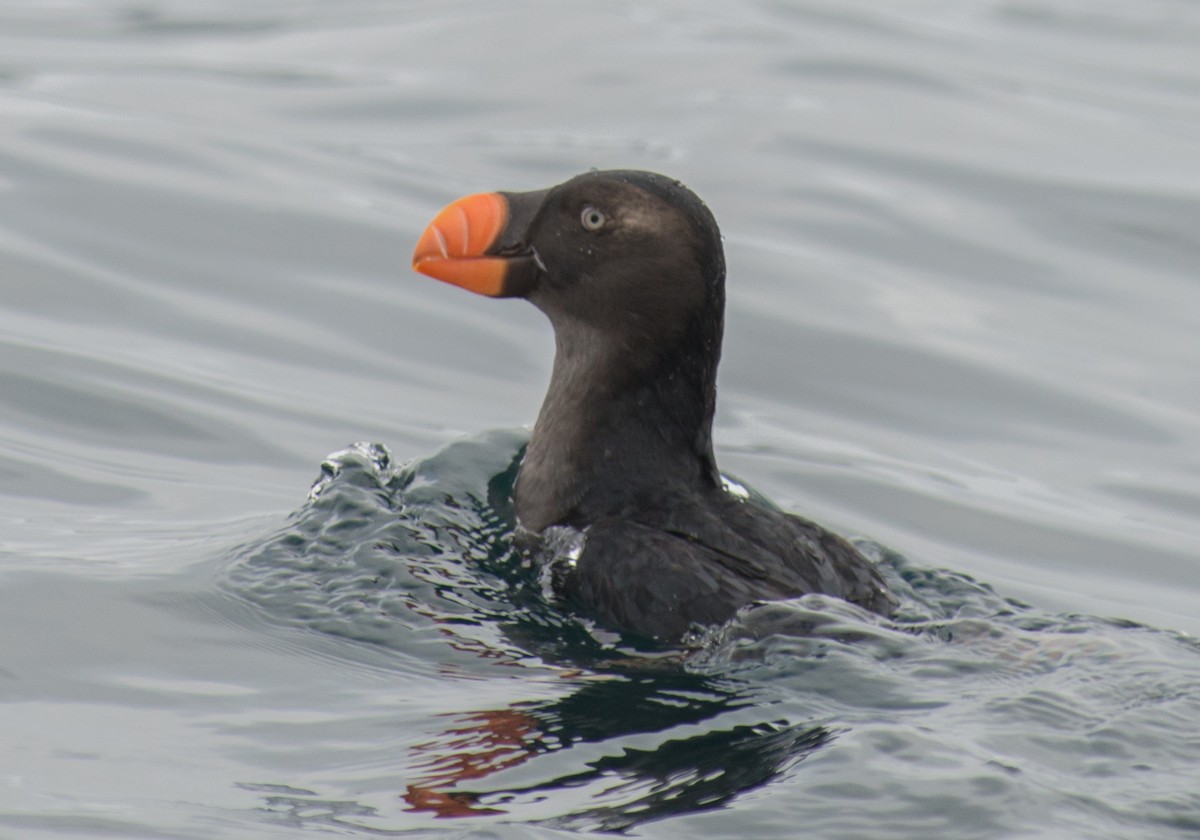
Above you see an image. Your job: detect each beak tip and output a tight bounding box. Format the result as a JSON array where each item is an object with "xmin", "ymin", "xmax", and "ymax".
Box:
[{"xmin": 411, "ymin": 257, "xmax": 439, "ymax": 281}]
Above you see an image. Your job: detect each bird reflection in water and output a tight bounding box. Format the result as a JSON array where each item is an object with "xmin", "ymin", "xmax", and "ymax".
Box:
[{"xmin": 402, "ymin": 665, "xmax": 830, "ymax": 830}]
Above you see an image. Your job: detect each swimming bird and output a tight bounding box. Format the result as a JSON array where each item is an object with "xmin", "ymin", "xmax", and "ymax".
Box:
[{"xmin": 412, "ymin": 170, "xmax": 895, "ymax": 641}]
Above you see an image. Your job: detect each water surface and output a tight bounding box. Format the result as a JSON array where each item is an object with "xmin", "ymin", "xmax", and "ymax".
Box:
[{"xmin": 1, "ymin": 1, "xmax": 1198, "ymax": 837}]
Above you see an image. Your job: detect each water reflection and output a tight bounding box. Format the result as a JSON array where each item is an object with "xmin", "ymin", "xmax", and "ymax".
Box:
[{"xmin": 403, "ymin": 668, "xmax": 827, "ymax": 830}]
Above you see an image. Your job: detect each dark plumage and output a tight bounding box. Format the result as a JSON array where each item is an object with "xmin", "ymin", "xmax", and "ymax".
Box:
[{"xmin": 413, "ymin": 170, "xmax": 895, "ymax": 640}]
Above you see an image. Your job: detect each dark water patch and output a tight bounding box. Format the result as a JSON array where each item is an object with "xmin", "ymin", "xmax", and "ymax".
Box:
[
  {"xmin": 292, "ymin": 95, "xmax": 505, "ymax": 123},
  {"xmin": 0, "ymin": 341, "xmax": 297, "ymax": 466},
  {"xmin": 997, "ymin": 1, "xmax": 1200, "ymax": 41},
  {"xmin": 0, "ymin": 812, "xmax": 199, "ymax": 840},
  {"xmin": 759, "ymin": 0, "xmax": 942, "ymax": 41},
  {"xmin": 30, "ymin": 125, "xmax": 230, "ymax": 178},
  {"xmin": 772, "ymin": 58, "xmax": 966, "ymax": 95},
  {"xmin": 1099, "ymin": 479, "xmax": 1200, "ymax": 520},
  {"xmin": 776, "ymin": 135, "xmax": 1200, "ymax": 286},
  {"xmin": 121, "ymin": 5, "xmax": 284, "ymax": 37},
  {"xmin": 0, "ymin": 452, "xmax": 146, "ymax": 505},
  {"xmin": 727, "ymin": 312, "xmax": 1173, "ymax": 446}
]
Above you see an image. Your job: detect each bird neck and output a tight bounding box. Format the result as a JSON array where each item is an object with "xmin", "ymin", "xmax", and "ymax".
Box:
[{"xmin": 514, "ymin": 311, "xmax": 722, "ymax": 533}]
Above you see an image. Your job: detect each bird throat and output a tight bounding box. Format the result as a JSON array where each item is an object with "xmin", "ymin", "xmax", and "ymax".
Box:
[{"xmin": 514, "ymin": 314, "xmax": 720, "ymax": 533}]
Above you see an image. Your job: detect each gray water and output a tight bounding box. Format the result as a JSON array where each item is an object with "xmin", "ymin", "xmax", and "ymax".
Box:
[{"xmin": 1, "ymin": 1, "xmax": 1199, "ymax": 838}]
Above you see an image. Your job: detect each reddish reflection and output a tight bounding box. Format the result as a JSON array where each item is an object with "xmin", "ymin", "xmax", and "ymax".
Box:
[{"xmin": 404, "ymin": 708, "xmax": 543, "ymax": 817}]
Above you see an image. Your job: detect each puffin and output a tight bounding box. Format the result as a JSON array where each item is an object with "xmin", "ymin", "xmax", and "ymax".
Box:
[{"xmin": 412, "ymin": 170, "xmax": 895, "ymax": 641}]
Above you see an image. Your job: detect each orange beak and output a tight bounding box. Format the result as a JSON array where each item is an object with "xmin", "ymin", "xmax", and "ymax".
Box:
[{"xmin": 411, "ymin": 192, "xmax": 511, "ymax": 297}]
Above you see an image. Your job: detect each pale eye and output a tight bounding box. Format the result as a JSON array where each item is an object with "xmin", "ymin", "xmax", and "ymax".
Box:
[{"xmin": 580, "ymin": 205, "xmax": 607, "ymax": 232}]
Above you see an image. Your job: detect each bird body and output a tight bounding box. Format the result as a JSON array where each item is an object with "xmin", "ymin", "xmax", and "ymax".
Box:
[{"xmin": 413, "ymin": 170, "xmax": 895, "ymax": 640}]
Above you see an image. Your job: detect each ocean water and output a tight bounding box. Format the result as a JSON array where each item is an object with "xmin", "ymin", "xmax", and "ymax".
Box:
[{"xmin": 1, "ymin": 1, "xmax": 1198, "ymax": 838}]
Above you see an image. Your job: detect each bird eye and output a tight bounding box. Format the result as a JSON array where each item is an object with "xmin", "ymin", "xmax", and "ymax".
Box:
[{"xmin": 580, "ymin": 205, "xmax": 607, "ymax": 232}]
